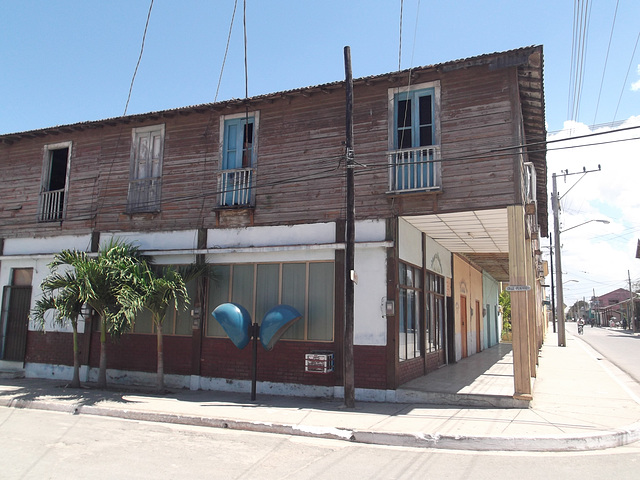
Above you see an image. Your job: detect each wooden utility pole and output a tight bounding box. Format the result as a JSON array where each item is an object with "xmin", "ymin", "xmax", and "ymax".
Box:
[
  {"xmin": 629, "ymin": 270, "xmax": 637, "ymax": 332},
  {"xmin": 343, "ymin": 46, "xmax": 355, "ymax": 408}
]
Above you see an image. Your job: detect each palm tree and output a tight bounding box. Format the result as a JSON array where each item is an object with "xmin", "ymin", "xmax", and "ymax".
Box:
[
  {"xmin": 47, "ymin": 239, "xmax": 146, "ymax": 388},
  {"xmin": 119, "ymin": 263, "xmax": 210, "ymax": 392},
  {"xmin": 31, "ymin": 269, "xmax": 85, "ymax": 388}
]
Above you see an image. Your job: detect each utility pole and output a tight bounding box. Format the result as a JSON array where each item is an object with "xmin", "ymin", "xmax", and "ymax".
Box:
[
  {"xmin": 552, "ymin": 173, "xmax": 566, "ymax": 346},
  {"xmin": 629, "ymin": 270, "xmax": 637, "ymax": 332},
  {"xmin": 343, "ymin": 46, "xmax": 355, "ymax": 408},
  {"xmin": 552, "ymin": 166, "xmax": 602, "ymax": 346},
  {"xmin": 549, "ymin": 235, "xmax": 556, "ymax": 333}
]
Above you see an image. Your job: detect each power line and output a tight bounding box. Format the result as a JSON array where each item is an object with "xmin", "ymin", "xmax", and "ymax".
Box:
[
  {"xmin": 214, "ymin": 0, "xmax": 239, "ymax": 103},
  {"xmin": 592, "ymin": 0, "xmax": 619, "ymax": 125},
  {"xmin": 124, "ymin": 0, "xmax": 155, "ymax": 116},
  {"xmin": 613, "ymin": 29, "xmax": 640, "ymax": 122}
]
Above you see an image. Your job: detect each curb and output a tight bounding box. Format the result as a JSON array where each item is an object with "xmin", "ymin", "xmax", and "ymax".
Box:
[{"xmin": 3, "ymin": 397, "xmax": 640, "ymax": 452}]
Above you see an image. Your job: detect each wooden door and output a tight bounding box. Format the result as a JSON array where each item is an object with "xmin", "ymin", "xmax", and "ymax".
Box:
[
  {"xmin": 475, "ymin": 300, "xmax": 482, "ymax": 353},
  {"xmin": 1, "ymin": 286, "xmax": 32, "ymax": 361},
  {"xmin": 460, "ymin": 295, "xmax": 468, "ymax": 358}
]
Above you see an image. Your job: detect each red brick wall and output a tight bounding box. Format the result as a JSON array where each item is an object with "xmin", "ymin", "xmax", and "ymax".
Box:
[
  {"xmin": 25, "ymin": 331, "xmax": 74, "ymax": 365},
  {"xmin": 26, "ymin": 331, "xmax": 389, "ymax": 390}
]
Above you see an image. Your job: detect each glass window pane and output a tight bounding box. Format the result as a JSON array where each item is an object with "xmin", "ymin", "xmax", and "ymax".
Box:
[
  {"xmin": 407, "ymin": 290, "xmax": 416, "ymax": 359},
  {"xmin": 406, "ymin": 267, "xmax": 414, "ymax": 288},
  {"xmin": 281, "ymin": 263, "xmax": 306, "ymax": 340},
  {"xmin": 399, "ymin": 263, "xmax": 407, "ymax": 286},
  {"xmin": 207, "ymin": 265, "xmax": 230, "ymax": 336},
  {"xmin": 413, "ymin": 290, "xmax": 421, "ymax": 358},
  {"xmin": 419, "ymin": 94, "xmax": 432, "ymax": 126},
  {"xmin": 398, "ymin": 129, "xmax": 412, "ymax": 149},
  {"xmin": 399, "ymin": 289, "xmax": 407, "ymax": 361},
  {"xmin": 256, "ymin": 264, "xmax": 279, "ymax": 324},
  {"xmin": 419, "ymin": 126, "xmax": 433, "ymax": 147},
  {"xmin": 133, "ymin": 308, "xmax": 153, "ymax": 334},
  {"xmin": 308, "ymin": 263, "xmax": 334, "ymax": 341},
  {"xmin": 397, "ymin": 99, "xmax": 411, "ymax": 128},
  {"xmin": 231, "ymin": 264, "xmax": 254, "ymax": 317},
  {"xmin": 174, "ymin": 279, "xmax": 196, "ymax": 336}
]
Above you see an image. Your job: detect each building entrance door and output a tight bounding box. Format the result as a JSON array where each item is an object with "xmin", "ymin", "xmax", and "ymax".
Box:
[{"xmin": 460, "ymin": 295, "xmax": 468, "ymax": 358}]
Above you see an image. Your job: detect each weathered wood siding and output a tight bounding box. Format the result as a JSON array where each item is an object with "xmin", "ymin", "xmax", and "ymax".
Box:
[{"xmin": 0, "ymin": 61, "xmax": 524, "ymax": 239}]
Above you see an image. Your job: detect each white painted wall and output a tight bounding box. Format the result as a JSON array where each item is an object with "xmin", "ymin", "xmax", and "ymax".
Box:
[
  {"xmin": 398, "ymin": 218, "xmax": 422, "ymax": 267},
  {"xmin": 102, "ymin": 230, "xmax": 200, "ymax": 251},
  {"xmin": 354, "ymin": 246, "xmax": 387, "ymax": 346},
  {"xmin": 3, "ymin": 234, "xmax": 93, "ymax": 255},
  {"xmin": 208, "ymin": 222, "xmax": 336, "ymax": 249},
  {"xmin": 425, "ymin": 236, "xmax": 452, "ymax": 278}
]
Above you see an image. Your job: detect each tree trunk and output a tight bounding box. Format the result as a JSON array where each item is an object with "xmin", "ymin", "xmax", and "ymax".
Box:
[
  {"xmin": 70, "ymin": 321, "xmax": 81, "ymax": 388},
  {"xmin": 156, "ymin": 322, "xmax": 164, "ymax": 393},
  {"xmin": 97, "ymin": 317, "xmax": 107, "ymax": 388}
]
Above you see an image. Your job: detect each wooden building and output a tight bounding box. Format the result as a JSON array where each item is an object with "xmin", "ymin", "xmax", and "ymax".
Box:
[{"xmin": 0, "ymin": 46, "xmax": 547, "ymax": 401}]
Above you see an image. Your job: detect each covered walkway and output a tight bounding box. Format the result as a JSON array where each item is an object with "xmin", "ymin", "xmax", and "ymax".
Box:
[{"xmin": 397, "ymin": 342, "xmax": 528, "ymax": 408}]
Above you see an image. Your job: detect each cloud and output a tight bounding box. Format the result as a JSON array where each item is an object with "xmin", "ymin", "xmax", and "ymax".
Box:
[
  {"xmin": 546, "ymin": 117, "xmax": 640, "ymax": 306},
  {"xmin": 632, "ymin": 64, "xmax": 640, "ymax": 91}
]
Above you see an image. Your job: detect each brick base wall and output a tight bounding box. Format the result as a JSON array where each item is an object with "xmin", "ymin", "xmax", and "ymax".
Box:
[{"xmin": 25, "ymin": 331, "xmax": 391, "ymax": 390}]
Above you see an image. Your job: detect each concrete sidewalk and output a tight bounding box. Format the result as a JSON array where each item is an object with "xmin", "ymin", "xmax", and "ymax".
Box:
[{"xmin": 1, "ymin": 330, "xmax": 639, "ymax": 452}]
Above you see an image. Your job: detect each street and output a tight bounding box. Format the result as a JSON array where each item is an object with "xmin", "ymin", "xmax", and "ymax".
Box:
[
  {"xmin": 0, "ymin": 407, "xmax": 639, "ymax": 480},
  {"xmin": 566, "ymin": 321, "xmax": 640, "ymax": 384}
]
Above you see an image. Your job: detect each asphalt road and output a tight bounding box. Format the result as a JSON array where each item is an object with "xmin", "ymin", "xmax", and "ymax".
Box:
[
  {"xmin": 566, "ymin": 321, "xmax": 640, "ymax": 384},
  {"xmin": 1, "ymin": 407, "xmax": 639, "ymax": 480}
]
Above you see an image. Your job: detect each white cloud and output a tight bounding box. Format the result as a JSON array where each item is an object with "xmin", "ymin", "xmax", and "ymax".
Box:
[
  {"xmin": 546, "ymin": 116, "xmax": 640, "ymax": 307},
  {"xmin": 632, "ymin": 64, "xmax": 640, "ymax": 91}
]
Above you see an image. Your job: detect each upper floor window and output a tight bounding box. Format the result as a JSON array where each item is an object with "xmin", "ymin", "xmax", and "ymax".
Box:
[
  {"xmin": 388, "ymin": 83, "xmax": 441, "ymax": 193},
  {"xmin": 39, "ymin": 141, "xmax": 72, "ymax": 222},
  {"xmin": 127, "ymin": 124, "xmax": 165, "ymax": 213},
  {"xmin": 217, "ymin": 113, "xmax": 258, "ymax": 207}
]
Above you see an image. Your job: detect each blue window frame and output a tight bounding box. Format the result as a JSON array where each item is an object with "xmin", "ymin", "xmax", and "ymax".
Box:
[
  {"xmin": 223, "ymin": 116, "xmax": 254, "ymax": 170},
  {"xmin": 220, "ymin": 115, "xmax": 255, "ymax": 206},
  {"xmin": 394, "ymin": 88, "xmax": 434, "ymax": 150}
]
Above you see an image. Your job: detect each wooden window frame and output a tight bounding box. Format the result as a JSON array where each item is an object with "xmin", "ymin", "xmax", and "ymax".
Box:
[
  {"xmin": 127, "ymin": 124, "xmax": 165, "ymax": 213},
  {"xmin": 39, "ymin": 141, "xmax": 72, "ymax": 222}
]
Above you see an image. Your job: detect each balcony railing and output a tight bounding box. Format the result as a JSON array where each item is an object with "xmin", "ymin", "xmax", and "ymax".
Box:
[
  {"xmin": 388, "ymin": 146, "xmax": 441, "ymax": 193},
  {"xmin": 39, "ymin": 189, "xmax": 65, "ymax": 222},
  {"xmin": 127, "ymin": 178, "xmax": 161, "ymax": 213},
  {"xmin": 217, "ymin": 168, "xmax": 255, "ymax": 207}
]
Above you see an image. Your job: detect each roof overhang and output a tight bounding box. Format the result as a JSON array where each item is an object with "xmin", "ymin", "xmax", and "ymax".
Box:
[{"xmin": 402, "ymin": 208, "xmax": 511, "ymax": 282}]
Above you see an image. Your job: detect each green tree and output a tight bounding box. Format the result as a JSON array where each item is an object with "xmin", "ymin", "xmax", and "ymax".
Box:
[
  {"xmin": 499, "ymin": 290, "xmax": 511, "ymax": 341},
  {"xmin": 31, "ymin": 269, "xmax": 85, "ymax": 388},
  {"xmin": 118, "ymin": 263, "xmax": 212, "ymax": 392},
  {"xmin": 45, "ymin": 239, "xmax": 146, "ymax": 388}
]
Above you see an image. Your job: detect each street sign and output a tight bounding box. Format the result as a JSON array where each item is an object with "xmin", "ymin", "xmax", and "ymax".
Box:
[{"xmin": 505, "ymin": 285, "xmax": 531, "ymax": 292}]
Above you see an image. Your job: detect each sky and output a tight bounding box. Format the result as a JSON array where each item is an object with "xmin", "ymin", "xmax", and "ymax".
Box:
[{"xmin": 1, "ymin": 0, "xmax": 639, "ymax": 308}]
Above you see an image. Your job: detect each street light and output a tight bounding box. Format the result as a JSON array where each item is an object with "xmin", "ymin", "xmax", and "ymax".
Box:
[
  {"xmin": 560, "ymin": 219, "xmax": 610, "ymax": 234},
  {"xmin": 553, "ymin": 215, "xmax": 610, "ymax": 347}
]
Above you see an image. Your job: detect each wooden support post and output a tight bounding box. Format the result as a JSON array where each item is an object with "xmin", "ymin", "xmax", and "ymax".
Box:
[
  {"xmin": 525, "ymin": 236, "xmax": 537, "ymax": 376},
  {"xmin": 508, "ymin": 205, "xmax": 532, "ymax": 399}
]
